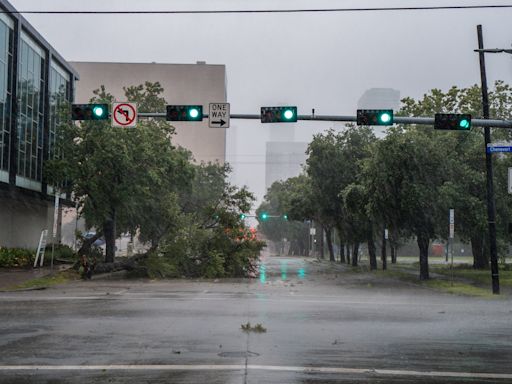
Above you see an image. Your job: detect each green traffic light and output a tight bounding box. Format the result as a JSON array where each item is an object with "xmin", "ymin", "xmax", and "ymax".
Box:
[
  {"xmin": 356, "ymin": 109, "xmax": 393, "ymax": 126},
  {"xmin": 92, "ymin": 105, "xmax": 106, "ymax": 118},
  {"xmin": 260, "ymin": 212, "xmax": 268, "ymax": 220},
  {"xmin": 379, "ymin": 112, "xmax": 392, "ymax": 124},
  {"xmin": 240, "ymin": 213, "xmax": 246, "ymax": 220},
  {"xmin": 71, "ymin": 104, "xmax": 109, "ymax": 121},
  {"xmin": 261, "ymin": 106, "xmax": 298, "ymax": 123},
  {"xmin": 166, "ymin": 105, "xmax": 203, "ymax": 121},
  {"xmin": 459, "ymin": 119, "xmax": 470, "ymax": 129},
  {"xmin": 283, "ymin": 214, "xmax": 288, "ymax": 220},
  {"xmin": 188, "ymin": 108, "xmax": 200, "ymax": 119},
  {"xmin": 283, "ymin": 109, "xmax": 294, "ymax": 120},
  {"xmin": 434, "ymin": 113, "xmax": 472, "ymax": 131}
]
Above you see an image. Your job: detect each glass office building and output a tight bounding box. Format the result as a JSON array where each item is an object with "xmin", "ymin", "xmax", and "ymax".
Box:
[{"xmin": 0, "ymin": 0, "xmax": 77, "ymax": 248}]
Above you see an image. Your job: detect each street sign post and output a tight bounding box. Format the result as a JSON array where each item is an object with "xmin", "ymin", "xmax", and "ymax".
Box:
[
  {"xmin": 509, "ymin": 168, "xmax": 512, "ymax": 194},
  {"xmin": 112, "ymin": 102, "xmax": 137, "ymax": 128},
  {"xmin": 486, "ymin": 141, "xmax": 512, "ymax": 153},
  {"xmin": 449, "ymin": 208, "xmax": 455, "ymax": 283},
  {"xmin": 209, "ymin": 103, "xmax": 230, "ymax": 128},
  {"xmin": 449, "ymin": 209, "xmax": 455, "ymax": 238}
]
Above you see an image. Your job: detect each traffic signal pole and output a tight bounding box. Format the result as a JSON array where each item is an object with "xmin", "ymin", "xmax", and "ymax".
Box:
[
  {"xmin": 477, "ymin": 24, "xmax": 500, "ymax": 295},
  {"xmin": 135, "ymin": 112, "xmax": 512, "ymax": 128}
]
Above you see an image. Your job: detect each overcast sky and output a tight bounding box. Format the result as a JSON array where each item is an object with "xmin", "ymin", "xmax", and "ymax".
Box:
[{"xmin": 9, "ymin": 0, "xmax": 512, "ymax": 205}]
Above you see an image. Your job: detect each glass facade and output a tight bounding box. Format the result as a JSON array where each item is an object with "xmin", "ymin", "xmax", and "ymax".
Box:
[
  {"xmin": 49, "ymin": 62, "xmax": 70, "ymax": 161},
  {"xmin": 0, "ymin": 14, "xmax": 13, "ymax": 183},
  {"xmin": 16, "ymin": 32, "xmax": 46, "ymax": 190}
]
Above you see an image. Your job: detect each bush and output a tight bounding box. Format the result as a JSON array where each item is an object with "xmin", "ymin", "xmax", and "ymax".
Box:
[
  {"xmin": 202, "ymin": 251, "xmax": 226, "ymax": 278},
  {"xmin": 0, "ymin": 248, "xmax": 36, "ymax": 268},
  {"xmin": 49, "ymin": 244, "xmax": 76, "ymax": 261},
  {"xmin": 142, "ymin": 253, "xmax": 180, "ymax": 278}
]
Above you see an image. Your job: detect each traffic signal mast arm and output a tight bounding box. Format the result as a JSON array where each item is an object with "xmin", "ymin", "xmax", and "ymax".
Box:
[
  {"xmin": 240, "ymin": 214, "xmax": 283, "ymax": 218},
  {"xmin": 132, "ymin": 112, "xmax": 512, "ymax": 129}
]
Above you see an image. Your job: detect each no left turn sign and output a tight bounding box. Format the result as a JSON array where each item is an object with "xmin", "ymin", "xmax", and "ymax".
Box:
[{"xmin": 112, "ymin": 102, "xmax": 137, "ymax": 128}]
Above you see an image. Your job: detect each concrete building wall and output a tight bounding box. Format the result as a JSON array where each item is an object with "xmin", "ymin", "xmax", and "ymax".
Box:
[
  {"xmin": 70, "ymin": 61, "xmax": 227, "ymax": 164},
  {"xmin": 0, "ymin": 194, "xmax": 52, "ymax": 249}
]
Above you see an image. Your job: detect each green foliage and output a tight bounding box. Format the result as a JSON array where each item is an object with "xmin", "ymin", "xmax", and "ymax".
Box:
[
  {"xmin": 142, "ymin": 253, "xmax": 180, "ymax": 279},
  {"xmin": 50, "ymin": 244, "xmax": 77, "ymax": 261},
  {"xmin": 241, "ymin": 322, "xmax": 267, "ymax": 333},
  {"xmin": 256, "ymin": 179, "xmax": 309, "ymax": 255},
  {"xmin": 0, "ymin": 248, "xmax": 36, "ymax": 268},
  {"xmin": 45, "ymin": 82, "xmax": 195, "ymax": 261},
  {"xmin": 152, "ymin": 162, "xmax": 264, "ymax": 279}
]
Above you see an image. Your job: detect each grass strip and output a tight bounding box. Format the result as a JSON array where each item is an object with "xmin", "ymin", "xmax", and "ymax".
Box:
[{"xmin": 10, "ymin": 270, "xmax": 78, "ymax": 291}]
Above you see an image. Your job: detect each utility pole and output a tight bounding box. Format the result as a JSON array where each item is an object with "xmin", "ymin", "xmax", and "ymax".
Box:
[{"xmin": 477, "ymin": 24, "xmax": 500, "ymax": 294}]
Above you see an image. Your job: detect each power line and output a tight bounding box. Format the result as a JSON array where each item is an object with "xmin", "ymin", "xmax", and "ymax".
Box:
[{"xmin": 2, "ymin": 5, "xmax": 512, "ymax": 15}]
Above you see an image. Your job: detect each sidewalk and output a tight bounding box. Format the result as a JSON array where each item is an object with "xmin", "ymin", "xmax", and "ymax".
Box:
[{"xmin": 0, "ymin": 266, "xmax": 63, "ymax": 291}]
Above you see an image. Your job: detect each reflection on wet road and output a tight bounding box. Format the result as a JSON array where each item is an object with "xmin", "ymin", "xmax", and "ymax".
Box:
[{"xmin": 258, "ymin": 256, "xmax": 307, "ymax": 284}]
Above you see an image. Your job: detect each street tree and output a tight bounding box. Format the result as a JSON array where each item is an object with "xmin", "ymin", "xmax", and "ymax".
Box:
[
  {"xmin": 366, "ymin": 127, "xmax": 445, "ymax": 279},
  {"xmin": 46, "ymin": 82, "xmax": 192, "ymax": 263},
  {"xmin": 400, "ymin": 82, "xmax": 512, "ymax": 268}
]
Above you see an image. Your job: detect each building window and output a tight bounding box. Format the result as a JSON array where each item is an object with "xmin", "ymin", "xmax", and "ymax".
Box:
[
  {"xmin": 16, "ymin": 31, "xmax": 46, "ymax": 190},
  {"xmin": 0, "ymin": 14, "xmax": 13, "ymax": 183},
  {"xmin": 49, "ymin": 61, "xmax": 70, "ymax": 160}
]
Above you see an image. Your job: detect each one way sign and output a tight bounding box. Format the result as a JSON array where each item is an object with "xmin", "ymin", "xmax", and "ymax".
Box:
[{"xmin": 209, "ymin": 103, "xmax": 230, "ymax": 128}]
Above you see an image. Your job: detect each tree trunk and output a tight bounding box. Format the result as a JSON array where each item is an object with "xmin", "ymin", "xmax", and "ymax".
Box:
[
  {"xmin": 367, "ymin": 226, "xmax": 377, "ymax": 270},
  {"xmin": 339, "ymin": 242, "xmax": 346, "ymax": 263},
  {"xmin": 417, "ymin": 235, "xmax": 430, "ymax": 280},
  {"xmin": 471, "ymin": 233, "xmax": 488, "ymax": 269},
  {"xmin": 325, "ymin": 227, "xmax": 335, "ymax": 262},
  {"xmin": 381, "ymin": 229, "xmax": 387, "ymax": 270},
  {"xmin": 78, "ymin": 231, "xmax": 103, "ymax": 257},
  {"xmin": 103, "ymin": 209, "xmax": 116, "ymax": 263},
  {"xmin": 352, "ymin": 243, "xmax": 359, "ymax": 267},
  {"xmin": 346, "ymin": 244, "xmax": 351, "ymax": 265},
  {"xmin": 391, "ymin": 245, "xmax": 397, "ymax": 264}
]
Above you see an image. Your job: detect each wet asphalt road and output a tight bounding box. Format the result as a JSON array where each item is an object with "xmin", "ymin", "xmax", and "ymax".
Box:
[{"xmin": 1, "ymin": 253, "xmax": 512, "ymax": 383}]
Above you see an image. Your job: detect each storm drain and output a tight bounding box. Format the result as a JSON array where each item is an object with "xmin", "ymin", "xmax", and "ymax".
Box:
[{"xmin": 218, "ymin": 351, "xmax": 259, "ymax": 358}]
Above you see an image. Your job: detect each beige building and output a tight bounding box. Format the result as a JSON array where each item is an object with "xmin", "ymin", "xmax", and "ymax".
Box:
[{"xmin": 70, "ymin": 61, "xmax": 227, "ymax": 164}]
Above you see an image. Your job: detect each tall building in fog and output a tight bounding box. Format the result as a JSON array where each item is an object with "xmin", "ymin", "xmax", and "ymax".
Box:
[
  {"xmin": 264, "ymin": 124, "xmax": 307, "ymax": 190},
  {"xmin": 265, "ymin": 142, "xmax": 308, "ymax": 189},
  {"xmin": 357, "ymin": 88, "xmax": 400, "ymax": 110}
]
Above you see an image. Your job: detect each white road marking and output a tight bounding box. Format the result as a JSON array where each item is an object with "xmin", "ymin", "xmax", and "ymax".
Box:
[{"xmin": 0, "ymin": 364, "xmax": 511, "ymax": 380}]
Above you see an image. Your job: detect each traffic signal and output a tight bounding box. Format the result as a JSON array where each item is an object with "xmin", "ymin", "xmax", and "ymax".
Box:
[
  {"xmin": 240, "ymin": 213, "xmax": 246, "ymax": 220},
  {"xmin": 356, "ymin": 109, "xmax": 394, "ymax": 126},
  {"xmin": 71, "ymin": 104, "xmax": 109, "ymax": 120},
  {"xmin": 259, "ymin": 212, "xmax": 269, "ymax": 221},
  {"xmin": 261, "ymin": 106, "xmax": 297, "ymax": 123},
  {"xmin": 434, "ymin": 113, "xmax": 471, "ymax": 131},
  {"xmin": 166, "ymin": 105, "xmax": 203, "ymax": 121},
  {"xmin": 282, "ymin": 214, "xmax": 288, "ymax": 220}
]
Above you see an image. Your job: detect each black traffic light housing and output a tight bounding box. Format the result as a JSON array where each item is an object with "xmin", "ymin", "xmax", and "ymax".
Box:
[
  {"xmin": 261, "ymin": 106, "xmax": 297, "ymax": 123},
  {"xmin": 71, "ymin": 104, "xmax": 109, "ymax": 120},
  {"xmin": 356, "ymin": 109, "xmax": 394, "ymax": 126},
  {"xmin": 166, "ymin": 105, "xmax": 203, "ymax": 121},
  {"xmin": 434, "ymin": 113, "xmax": 472, "ymax": 130}
]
